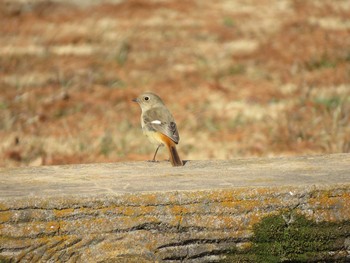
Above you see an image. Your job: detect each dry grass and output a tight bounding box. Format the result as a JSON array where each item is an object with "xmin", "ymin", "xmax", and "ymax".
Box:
[{"xmin": 0, "ymin": 0, "xmax": 349, "ymax": 167}]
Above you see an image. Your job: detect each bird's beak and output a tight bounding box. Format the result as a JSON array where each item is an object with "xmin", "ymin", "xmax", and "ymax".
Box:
[{"xmin": 132, "ymin": 98, "xmax": 138, "ymax": 103}]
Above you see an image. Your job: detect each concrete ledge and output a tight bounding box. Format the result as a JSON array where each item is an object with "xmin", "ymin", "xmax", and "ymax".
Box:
[{"xmin": 0, "ymin": 154, "xmax": 349, "ymax": 262}]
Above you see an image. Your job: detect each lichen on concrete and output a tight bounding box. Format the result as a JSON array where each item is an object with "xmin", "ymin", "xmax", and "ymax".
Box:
[{"xmin": 0, "ymin": 154, "xmax": 349, "ymax": 261}]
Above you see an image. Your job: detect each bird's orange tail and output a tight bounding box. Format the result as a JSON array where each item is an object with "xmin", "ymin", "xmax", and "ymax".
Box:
[
  {"xmin": 168, "ymin": 144, "xmax": 183, "ymax": 167},
  {"xmin": 159, "ymin": 133, "xmax": 183, "ymax": 166}
]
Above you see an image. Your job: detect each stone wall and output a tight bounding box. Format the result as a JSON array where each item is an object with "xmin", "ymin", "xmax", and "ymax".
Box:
[{"xmin": 0, "ymin": 154, "xmax": 349, "ymax": 262}]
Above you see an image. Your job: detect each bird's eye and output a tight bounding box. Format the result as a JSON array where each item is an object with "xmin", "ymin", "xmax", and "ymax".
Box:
[{"xmin": 144, "ymin": 96, "xmax": 149, "ymax": 101}]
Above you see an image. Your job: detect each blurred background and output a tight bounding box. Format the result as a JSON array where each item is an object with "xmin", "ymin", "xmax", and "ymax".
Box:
[{"xmin": 0, "ymin": 0, "xmax": 349, "ymax": 168}]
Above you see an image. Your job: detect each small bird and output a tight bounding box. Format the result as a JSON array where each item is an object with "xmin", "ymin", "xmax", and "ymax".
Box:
[{"xmin": 132, "ymin": 92, "xmax": 183, "ymax": 166}]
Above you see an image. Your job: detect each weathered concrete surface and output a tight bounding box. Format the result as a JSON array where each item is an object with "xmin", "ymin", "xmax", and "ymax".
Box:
[{"xmin": 0, "ymin": 154, "xmax": 349, "ymax": 262}]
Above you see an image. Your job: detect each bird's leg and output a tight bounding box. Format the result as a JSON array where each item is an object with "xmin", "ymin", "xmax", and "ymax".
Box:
[{"xmin": 150, "ymin": 145, "xmax": 161, "ymax": 162}]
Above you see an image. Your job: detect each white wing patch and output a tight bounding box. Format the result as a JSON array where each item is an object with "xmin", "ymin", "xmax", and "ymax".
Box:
[{"xmin": 151, "ymin": 120, "xmax": 162, "ymax": 124}]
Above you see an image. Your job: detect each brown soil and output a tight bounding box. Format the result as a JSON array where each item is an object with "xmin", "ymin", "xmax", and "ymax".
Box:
[{"xmin": 1, "ymin": 0, "xmax": 349, "ymax": 167}]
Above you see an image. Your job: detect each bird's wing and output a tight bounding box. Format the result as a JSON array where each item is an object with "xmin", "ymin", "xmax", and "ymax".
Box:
[{"xmin": 143, "ymin": 107, "xmax": 180, "ymax": 144}]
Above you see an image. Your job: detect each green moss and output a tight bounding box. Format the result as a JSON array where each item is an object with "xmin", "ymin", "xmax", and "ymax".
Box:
[{"xmin": 221, "ymin": 212, "xmax": 350, "ymax": 262}]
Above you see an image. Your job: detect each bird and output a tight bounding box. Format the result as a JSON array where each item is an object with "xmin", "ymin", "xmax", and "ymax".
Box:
[{"xmin": 132, "ymin": 92, "xmax": 183, "ymax": 166}]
